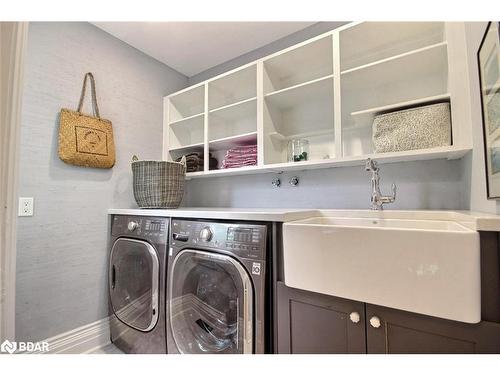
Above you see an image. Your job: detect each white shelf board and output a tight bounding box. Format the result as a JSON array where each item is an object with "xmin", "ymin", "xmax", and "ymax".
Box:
[
  {"xmin": 266, "ymin": 146, "xmax": 471, "ymax": 170},
  {"xmin": 264, "ymin": 75, "xmax": 334, "ymax": 110},
  {"xmin": 341, "ymin": 42, "xmax": 447, "ymax": 76},
  {"xmin": 208, "ymin": 97, "xmax": 256, "ymax": 124},
  {"xmin": 187, "ymin": 165, "xmax": 262, "ymax": 179},
  {"xmin": 166, "ymin": 81, "xmax": 204, "ymax": 99},
  {"xmin": 209, "ymin": 96, "xmax": 257, "ymax": 115},
  {"xmin": 263, "ymin": 35, "xmax": 333, "ymax": 92},
  {"xmin": 340, "ymin": 22, "xmax": 445, "ymax": 71},
  {"xmin": 209, "ymin": 132, "xmax": 257, "ymax": 151},
  {"xmin": 168, "ymin": 112, "xmax": 204, "ymax": 126},
  {"xmin": 169, "ymin": 142, "xmax": 204, "ymax": 153},
  {"xmin": 184, "ymin": 146, "xmax": 471, "ymax": 179},
  {"xmin": 348, "ymin": 93, "xmax": 451, "ymax": 126},
  {"xmin": 268, "ymin": 128, "xmax": 334, "ymax": 142},
  {"xmin": 185, "ymin": 170, "xmax": 206, "ymax": 178}
]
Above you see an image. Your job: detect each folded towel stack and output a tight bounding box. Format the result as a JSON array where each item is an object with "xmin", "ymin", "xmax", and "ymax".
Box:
[
  {"xmin": 176, "ymin": 152, "xmax": 218, "ymax": 172},
  {"xmin": 176, "ymin": 152, "xmax": 203, "ymax": 172},
  {"xmin": 221, "ymin": 144, "xmax": 257, "ymax": 169}
]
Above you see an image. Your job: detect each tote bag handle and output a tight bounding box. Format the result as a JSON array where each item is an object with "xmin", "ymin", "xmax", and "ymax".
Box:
[{"xmin": 77, "ymin": 72, "xmax": 100, "ymax": 118}]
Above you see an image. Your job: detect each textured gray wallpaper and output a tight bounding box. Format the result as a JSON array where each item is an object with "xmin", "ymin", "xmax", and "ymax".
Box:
[
  {"xmin": 183, "ymin": 159, "xmax": 466, "ymax": 210},
  {"xmin": 16, "ymin": 22, "xmax": 187, "ymax": 341}
]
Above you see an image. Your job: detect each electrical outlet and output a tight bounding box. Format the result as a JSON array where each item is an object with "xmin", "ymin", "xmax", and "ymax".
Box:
[{"xmin": 18, "ymin": 197, "xmax": 34, "ymax": 217}]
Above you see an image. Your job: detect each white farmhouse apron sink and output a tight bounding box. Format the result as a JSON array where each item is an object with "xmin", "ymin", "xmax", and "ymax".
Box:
[{"xmin": 283, "ymin": 215, "xmax": 481, "ymax": 323}]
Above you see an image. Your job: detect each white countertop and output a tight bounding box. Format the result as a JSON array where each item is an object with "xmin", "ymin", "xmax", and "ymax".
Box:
[
  {"xmin": 107, "ymin": 207, "xmax": 500, "ymax": 231},
  {"xmin": 108, "ymin": 207, "xmax": 317, "ymax": 222}
]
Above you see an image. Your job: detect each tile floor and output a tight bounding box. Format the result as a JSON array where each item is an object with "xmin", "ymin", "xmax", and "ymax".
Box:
[{"xmin": 90, "ymin": 343, "xmax": 124, "ymax": 354}]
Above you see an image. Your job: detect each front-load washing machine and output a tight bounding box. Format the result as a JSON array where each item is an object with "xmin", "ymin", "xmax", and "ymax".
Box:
[
  {"xmin": 108, "ymin": 215, "xmax": 168, "ymax": 353},
  {"xmin": 166, "ymin": 219, "xmax": 271, "ymax": 354}
]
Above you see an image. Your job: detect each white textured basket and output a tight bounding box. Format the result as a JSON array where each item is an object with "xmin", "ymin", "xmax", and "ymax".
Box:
[{"xmin": 373, "ymin": 102, "xmax": 451, "ymax": 153}]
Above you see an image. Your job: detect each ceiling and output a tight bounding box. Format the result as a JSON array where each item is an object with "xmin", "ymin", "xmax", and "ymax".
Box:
[{"xmin": 92, "ymin": 22, "xmax": 316, "ymax": 77}]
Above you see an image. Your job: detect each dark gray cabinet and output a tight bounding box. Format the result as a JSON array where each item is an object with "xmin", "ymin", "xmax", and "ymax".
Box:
[
  {"xmin": 276, "ymin": 282, "xmax": 500, "ymax": 354},
  {"xmin": 276, "ymin": 282, "xmax": 366, "ymax": 353},
  {"xmin": 366, "ymin": 304, "xmax": 500, "ymax": 354}
]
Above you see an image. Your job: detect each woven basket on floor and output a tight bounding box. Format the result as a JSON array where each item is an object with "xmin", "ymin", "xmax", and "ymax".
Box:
[{"xmin": 131, "ymin": 155, "xmax": 186, "ymax": 208}]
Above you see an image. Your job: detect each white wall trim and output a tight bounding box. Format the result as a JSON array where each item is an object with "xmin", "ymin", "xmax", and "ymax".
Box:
[
  {"xmin": 0, "ymin": 21, "xmax": 29, "ymax": 342},
  {"xmin": 33, "ymin": 316, "xmax": 111, "ymax": 354}
]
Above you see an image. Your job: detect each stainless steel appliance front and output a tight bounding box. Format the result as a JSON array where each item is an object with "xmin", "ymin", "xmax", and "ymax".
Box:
[
  {"xmin": 109, "ymin": 238, "xmax": 159, "ymax": 332},
  {"xmin": 166, "ymin": 219, "xmax": 269, "ymax": 354},
  {"xmin": 169, "ymin": 249, "xmax": 253, "ymax": 354},
  {"xmin": 108, "ymin": 215, "xmax": 168, "ymax": 353}
]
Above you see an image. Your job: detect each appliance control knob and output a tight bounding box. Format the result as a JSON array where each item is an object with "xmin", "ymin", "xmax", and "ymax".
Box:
[
  {"xmin": 200, "ymin": 227, "xmax": 213, "ymax": 242},
  {"xmin": 369, "ymin": 316, "xmax": 381, "ymax": 329},
  {"xmin": 128, "ymin": 221, "xmax": 139, "ymax": 231}
]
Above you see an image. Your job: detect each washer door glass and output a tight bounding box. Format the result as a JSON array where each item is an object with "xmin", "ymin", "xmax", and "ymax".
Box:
[
  {"xmin": 109, "ymin": 238, "xmax": 159, "ymax": 332},
  {"xmin": 169, "ymin": 250, "xmax": 253, "ymax": 354}
]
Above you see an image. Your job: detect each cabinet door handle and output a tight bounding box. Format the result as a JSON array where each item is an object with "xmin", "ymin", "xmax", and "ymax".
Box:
[
  {"xmin": 369, "ymin": 316, "xmax": 381, "ymax": 328},
  {"xmin": 349, "ymin": 311, "xmax": 360, "ymax": 323}
]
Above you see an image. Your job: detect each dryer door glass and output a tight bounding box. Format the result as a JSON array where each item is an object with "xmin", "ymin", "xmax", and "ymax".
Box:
[
  {"xmin": 169, "ymin": 250, "xmax": 253, "ymax": 353},
  {"xmin": 109, "ymin": 238, "xmax": 159, "ymax": 332}
]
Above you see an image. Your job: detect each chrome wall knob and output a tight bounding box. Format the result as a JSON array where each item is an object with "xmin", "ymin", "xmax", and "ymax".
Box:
[
  {"xmin": 127, "ymin": 221, "xmax": 139, "ymax": 231},
  {"xmin": 369, "ymin": 316, "xmax": 381, "ymax": 328},
  {"xmin": 349, "ymin": 311, "xmax": 360, "ymax": 324},
  {"xmin": 200, "ymin": 227, "xmax": 213, "ymax": 242},
  {"xmin": 289, "ymin": 176, "xmax": 299, "ymax": 186}
]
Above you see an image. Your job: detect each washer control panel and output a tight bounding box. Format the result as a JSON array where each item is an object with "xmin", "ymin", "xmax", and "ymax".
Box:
[
  {"xmin": 170, "ymin": 220, "xmax": 267, "ymax": 260},
  {"xmin": 111, "ymin": 215, "xmax": 168, "ymax": 244}
]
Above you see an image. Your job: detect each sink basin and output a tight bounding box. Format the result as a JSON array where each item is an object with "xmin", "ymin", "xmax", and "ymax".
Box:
[
  {"xmin": 296, "ymin": 216, "xmax": 471, "ymax": 231},
  {"xmin": 283, "ymin": 215, "xmax": 481, "ymax": 323}
]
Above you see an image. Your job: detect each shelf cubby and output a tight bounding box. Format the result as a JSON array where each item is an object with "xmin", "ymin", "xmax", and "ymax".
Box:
[
  {"xmin": 263, "ymin": 75, "xmax": 335, "ymax": 165},
  {"xmin": 209, "ymin": 132, "xmax": 257, "ymax": 151},
  {"xmin": 263, "ymin": 35, "xmax": 333, "ymax": 94},
  {"xmin": 208, "ymin": 97, "xmax": 257, "ymax": 141},
  {"xmin": 348, "ymin": 93, "xmax": 451, "ymax": 127},
  {"xmin": 168, "ymin": 85, "xmax": 205, "ymax": 122},
  {"xmin": 208, "ymin": 65, "xmax": 257, "ymax": 110},
  {"xmin": 169, "ymin": 143, "xmax": 204, "ymax": 162},
  {"xmin": 207, "ymin": 95, "xmax": 257, "ymax": 171},
  {"xmin": 208, "ymin": 132, "xmax": 258, "ymax": 170},
  {"xmin": 340, "ymin": 22, "xmax": 445, "ymax": 71},
  {"xmin": 340, "ymin": 42, "xmax": 448, "ymax": 108},
  {"xmin": 168, "ymin": 114, "xmax": 204, "ymax": 150},
  {"xmin": 340, "ymin": 37, "xmax": 449, "ymax": 157}
]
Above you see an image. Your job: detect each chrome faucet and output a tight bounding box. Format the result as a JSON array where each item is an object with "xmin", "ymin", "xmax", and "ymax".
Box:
[{"xmin": 365, "ymin": 158, "xmax": 396, "ymax": 210}]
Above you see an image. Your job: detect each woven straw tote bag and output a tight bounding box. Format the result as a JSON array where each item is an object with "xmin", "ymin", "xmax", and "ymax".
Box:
[{"xmin": 58, "ymin": 72, "xmax": 115, "ymax": 168}]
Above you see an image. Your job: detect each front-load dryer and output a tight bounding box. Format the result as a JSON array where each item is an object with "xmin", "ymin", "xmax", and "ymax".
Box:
[
  {"xmin": 108, "ymin": 215, "xmax": 168, "ymax": 353},
  {"xmin": 166, "ymin": 219, "xmax": 271, "ymax": 354}
]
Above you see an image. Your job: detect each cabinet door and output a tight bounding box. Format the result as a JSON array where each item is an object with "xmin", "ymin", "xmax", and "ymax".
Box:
[
  {"xmin": 366, "ymin": 304, "xmax": 500, "ymax": 354},
  {"xmin": 276, "ymin": 282, "xmax": 366, "ymax": 353}
]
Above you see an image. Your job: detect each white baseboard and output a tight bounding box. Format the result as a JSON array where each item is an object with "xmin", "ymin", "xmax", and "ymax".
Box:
[{"xmin": 35, "ymin": 316, "xmax": 111, "ymax": 354}]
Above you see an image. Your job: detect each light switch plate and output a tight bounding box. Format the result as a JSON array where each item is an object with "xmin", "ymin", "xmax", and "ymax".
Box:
[{"xmin": 18, "ymin": 197, "xmax": 34, "ymax": 217}]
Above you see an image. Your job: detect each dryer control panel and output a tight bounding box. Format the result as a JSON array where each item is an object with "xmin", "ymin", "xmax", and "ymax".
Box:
[
  {"xmin": 170, "ymin": 220, "xmax": 267, "ymax": 260},
  {"xmin": 111, "ymin": 215, "xmax": 168, "ymax": 245}
]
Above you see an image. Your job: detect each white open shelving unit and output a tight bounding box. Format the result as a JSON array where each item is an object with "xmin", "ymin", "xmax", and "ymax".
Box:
[{"xmin": 163, "ymin": 22, "xmax": 473, "ymax": 178}]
